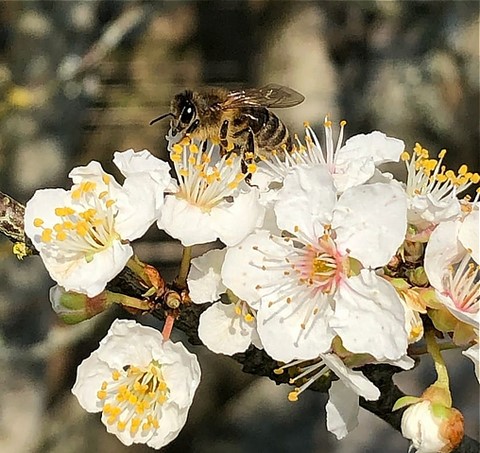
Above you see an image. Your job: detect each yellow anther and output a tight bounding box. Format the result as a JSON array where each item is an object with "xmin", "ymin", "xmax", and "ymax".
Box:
[
  {"xmin": 288, "ymin": 391, "xmax": 299, "ymax": 402},
  {"xmin": 234, "ymin": 306, "xmax": 242, "ymax": 316},
  {"xmin": 97, "ymin": 390, "xmax": 107, "ymax": 400},
  {"xmin": 273, "ymin": 368, "xmax": 284, "ymax": 375},
  {"xmin": 117, "ymin": 421, "xmax": 126, "ymax": 431},
  {"xmin": 56, "ymin": 231, "xmax": 67, "ymax": 241},
  {"xmin": 303, "ymin": 121, "xmax": 310, "ymax": 128},
  {"xmin": 244, "ymin": 313, "xmax": 254, "ymax": 323},
  {"xmin": 247, "ymin": 163, "xmax": 257, "ymax": 174},
  {"xmin": 340, "ymin": 120, "xmax": 347, "ymax": 127},
  {"xmin": 458, "ymin": 164, "xmax": 468, "ymax": 175},
  {"xmin": 33, "ymin": 218, "xmax": 44, "ymax": 227},
  {"xmin": 71, "ymin": 189, "xmax": 81, "ymax": 200},
  {"xmin": 400, "ymin": 151, "xmax": 411, "ymax": 162},
  {"xmin": 324, "ymin": 120, "xmax": 332, "ymax": 128},
  {"xmin": 129, "ymin": 394, "xmax": 138, "ymax": 404},
  {"xmin": 471, "ymin": 173, "xmax": 480, "ymax": 184},
  {"xmin": 171, "ymin": 154, "xmax": 182, "ymax": 162},
  {"xmin": 172, "ymin": 144, "xmax": 183, "ymax": 153},
  {"xmin": 53, "ymin": 223, "xmax": 63, "ymax": 232},
  {"xmin": 107, "ymin": 415, "xmax": 117, "ymax": 425},
  {"xmin": 158, "ymin": 381, "xmax": 168, "ymax": 391},
  {"xmin": 99, "ymin": 190, "xmax": 108, "ymax": 199},
  {"xmin": 83, "ymin": 181, "xmax": 96, "ymax": 192},
  {"xmin": 188, "ymin": 155, "xmax": 196, "ymax": 165},
  {"xmin": 130, "ymin": 417, "xmax": 141, "ymax": 434},
  {"xmin": 157, "ymin": 394, "xmax": 167, "ymax": 404},
  {"xmin": 106, "ymin": 199, "xmax": 115, "ymax": 208},
  {"xmin": 189, "ymin": 143, "xmax": 199, "ymax": 153},
  {"xmin": 227, "ymin": 181, "xmax": 239, "ymax": 190},
  {"xmin": 438, "ymin": 149, "xmax": 447, "ymax": 158},
  {"xmin": 179, "ymin": 136, "xmax": 191, "ymax": 146},
  {"xmin": 436, "ymin": 174, "xmax": 447, "ymax": 183},
  {"xmin": 41, "ymin": 229, "xmax": 52, "ymax": 243},
  {"xmin": 102, "ymin": 174, "xmax": 110, "ymax": 185},
  {"xmin": 76, "ymin": 222, "xmax": 89, "ymax": 237},
  {"xmin": 226, "ymin": 142, "xmax": 235, "ymax": 152}
]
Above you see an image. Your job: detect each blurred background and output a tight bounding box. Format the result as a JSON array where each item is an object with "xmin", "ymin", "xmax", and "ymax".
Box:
[{"xmin": 0, "ymin": 1, "xmax": 478, "ymax": 452}]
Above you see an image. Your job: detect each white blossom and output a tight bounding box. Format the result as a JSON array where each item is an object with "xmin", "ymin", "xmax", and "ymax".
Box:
[
  {"xmin": 222, "ymin": 165, "xmax": 408, "ymax": 362},
  {"xmin": 25, "ymin": 150, "xmax": 173, "ymax": 297},
  {"xmin": 158, "ymin": 139, "xmax": 264, "ymax": 246},
  {"xmin": 72, "ymin": 319, "xmax": 201, "ymax": 449}
]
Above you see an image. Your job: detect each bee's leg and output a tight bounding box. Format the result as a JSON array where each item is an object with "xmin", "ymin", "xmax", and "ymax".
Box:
[
  {"xmin": 243, "ymin": 127, "xmax": 256, "ymax": 184},
  {"xmin": 219, "ymin": 120, "xmax": 230, "ymax": 156}
]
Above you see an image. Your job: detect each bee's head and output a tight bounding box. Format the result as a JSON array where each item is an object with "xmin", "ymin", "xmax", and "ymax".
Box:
[{"xmin": 149, "ymin": 90, "xmax": 200, "ymax": 137}]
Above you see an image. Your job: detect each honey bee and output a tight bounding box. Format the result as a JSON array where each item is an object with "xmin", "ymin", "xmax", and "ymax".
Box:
[{"xmin": 150, "ymin": 84, "xmax": 304, "ymax": 161}]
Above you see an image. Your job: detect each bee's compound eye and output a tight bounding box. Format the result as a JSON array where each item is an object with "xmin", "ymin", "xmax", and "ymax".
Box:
[{"xmin": 180, "ymin": 104, "xmax": 195, "ymax": 125}]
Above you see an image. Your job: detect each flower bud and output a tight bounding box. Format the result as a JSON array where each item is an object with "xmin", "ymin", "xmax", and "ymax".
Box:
[
  {"xmin": 406, "ymin": 266, "xmax": 428, "ymax": 287},
  {"xmin": 401, "ymin": 400, "xmax": 464, "ymax": 453},
  {"xmin": 49, "ymin": 285, "xmax": 112, "ymax": 324}
]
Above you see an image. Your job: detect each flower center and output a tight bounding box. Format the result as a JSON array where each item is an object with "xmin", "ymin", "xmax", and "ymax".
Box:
[
  {"xmin": 96, "ymin": 361, "xmax": 169, "ymax": 436},
  {"xmin": 294, "ymin": 233, "xmax": 347, "ymax": 294},
  {"xmin": 169, "ymin": 138, "xmax": 246, "ymax": 211},
  {"xmin": 34, "ymin": 176, "xmax": 119, "ymax": 261},
  {"xmin": 443, "ymin": 255, "xmax": 479, "ymax": 314}
]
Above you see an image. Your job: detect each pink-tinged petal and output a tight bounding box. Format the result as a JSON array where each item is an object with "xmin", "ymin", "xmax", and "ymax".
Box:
[
  {"xmin": 222, "ymin": 231, "xmax": 285, "ymax": 306},
  {"xmin": 463, "ymin": 343, "xmax": 479, "ymax": 383},
  {"xmin": 321, "ymin": 353, "xmax": 380, "ymax": 400},
  {"xmin": 459, "ymin": 209, "xmax": 479, "ymax": 264},
  {"xmin": 333, "ymin": 182, "xmax": 407, "ymax": 268},
  {"xmin": 210, "ymin": 189, "xmax": 265, "ymax": 246},
  {"xmin": 256, "ymin": 294, "xmax": 334, "ymax": 362},
  {"xmin": 43, "ymin": 241, "xmax": 133, "ymax": 297},
  {"xmin": 436, "ymin": 292, "xmax": 479, "ymax": 329},
  {"xmin": 275, "ymin": 165, "xmax": 336, "ymax": 241},
  {"xmin": 188, "ymin": 249, "xmax": 227, "ymax": 304},
  {"xmin": 424, "ymin": 219, "xmax": 463, "ymax": 290},
  {"xmin": 331, "ymin": 271, "xmax": 408, "ymax": 360},
  {"xmin": 198, "ymin": 303, "xmax": 254, "ymax": 355},
  {"xmin": 326, "ymin": 380, "xmax": 359, "ymax": 440}
]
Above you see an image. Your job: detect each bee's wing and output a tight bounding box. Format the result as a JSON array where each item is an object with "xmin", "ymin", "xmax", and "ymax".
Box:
[{"xmin": 222, "ymin": 84, "xmax": 305, "ymax": 109}]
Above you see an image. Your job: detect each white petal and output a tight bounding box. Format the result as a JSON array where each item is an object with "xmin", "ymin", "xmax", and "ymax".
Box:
[
  {"xmin": 209, "ymin": 189, "xmax": 265, "ymax": 246},
  {"xmin": 380, "ymin": 354, "xmax": 416, "ymax": 370},
  {"xmin": 459, "ymin": 209, "xmax": 479, "ymax": 264},
  {"xmin": 274, "ymin": 165, "xmax": 336, "ymax": 241},
  {"xmin": 463, "ymin": 343, "xmax": 479, "ymax": 383},
  {"xmin": 321, "ymin": 353, "xmax": 380, "ymax": 400},
  {"xmin": 331, "ymin": 271, "xmax": 408, "ymax": 360},
  {"xmin": 221, "ymin": 231, "xmax": 285, "ymax": 306},
  {"xmin": 337, "ymin": 131, "xmax": 405, "ymax": 166},
  {"xmin": 158, "ymin": 196, "xmax": 219, "ymax": 246},
  {"xmin": 113, "ymin": 149, "xmax": 171, "ymax": 181},
  {"xmin": 333, "ymin": 182, "xmax": 407, "ymax": 268},
  {"xmin": 72, "ymin": 350, "xmax": 113, "ymax": 413},
  {"xmin": 424, "ymin": 219, "xmax": 463, "ymax": 290},
  {"xmin": 69, "ymin": 161, "xmax": 122, "ymax": 193},
  {"xmin": 332, "ymin": 157, "xmax": 375, "ymax": 192},
  {"xmin": 188, "ymin": 249, "xmax": 227, "ymax": 304},
  {"xmin": 24, "ymin": 188, "xmax": 71, "ymax": 250},
  {"xmin": 326, "ymin": 380, "xmax": 359, "ymax": 440},
  {"xmin": 256, "ymin": 294, "xmax": 334, "ymax": 362},
  {"xmin": 407, "ymin": 193, "xmax": 460, "ymax": 229},
  {"xmin": 198, "ymin": 303, "xmax": 254, "ymax": 355},
  {"xmin": 43, "ymin": 241, "xmax": 133, "ymax": 297}
]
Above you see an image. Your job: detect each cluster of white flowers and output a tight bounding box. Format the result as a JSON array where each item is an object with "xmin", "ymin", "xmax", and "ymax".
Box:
[{"xmin": 24, "ymin": 118, "xmax": 478, "ymax": 451}]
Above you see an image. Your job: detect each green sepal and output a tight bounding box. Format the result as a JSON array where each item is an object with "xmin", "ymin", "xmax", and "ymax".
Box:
[{"xmin": 392, "ymin": 396, "xmax": 421, "ymax": 411}]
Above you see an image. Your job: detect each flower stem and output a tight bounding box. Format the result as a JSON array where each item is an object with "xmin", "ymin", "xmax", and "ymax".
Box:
[
  {"xmin": 106, "ymin": 291, "xmax": 151, "ymax": 311},
  {"xmin": 425, "ymin": 329, "xmax": 452, "ymax": 407},
  {"xmin": 162, "ymin": 315, "xmax": 175, "ymax": 340},
  {"xmin": 175, "ymin": 246, "xmax": 192, "ymax": 289}
]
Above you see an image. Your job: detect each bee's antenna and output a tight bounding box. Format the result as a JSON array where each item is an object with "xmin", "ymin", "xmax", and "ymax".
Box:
[{"xmin": 149, "ymin": 112, "xmax": 174, "ymax": 126}]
